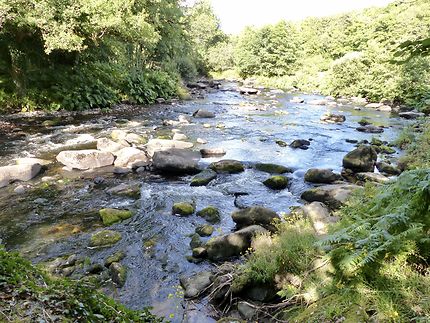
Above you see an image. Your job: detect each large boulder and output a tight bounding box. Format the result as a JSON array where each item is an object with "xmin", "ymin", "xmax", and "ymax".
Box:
[
  {"xmin": 210, "ymin": 160, "xmax": 245, "ymax": 174},
  {"xmin": 232, "ymin": 206, "xmax": 280, "ymax": 230},
  {"xmin": 180, "ymin": 271, "xmax": 214, "ymax": 298},
  {"xmin": 145, "ymin": 139, "xmax": 194, "ymax": 157},
  {"xmin": 303, "ymin": 202, "xmax": 338, "ymax": 235},
  {"xmin": 56, "ymin": 150, "xmax": 114, "ymax": 170},
  {"xmin": 193, "ymin": 109, "xmax": 215, "ymax": 118},
  {"xmin": 206, "ymin": 225, "xmax": 268, "ymax": 261},
  {"xmin": 114, "ymin": 147, "xmax": 149, "ymax": 168},
  {"xmin": 304, "ymin": 168, "xmax": 342, "ymax": 184},
  {"xmin": 97, "ymin": 138, "xmax": 129, "ymax": 154},
  {"xmin": 152, "ymin": 149, "xmax": 200, "ymax": 174},
  {"xmin": 301, "ymin": 184, "xmax": 361, "ymax": 209},
  {"xmin": 342, "ymin": 146, "xmax": 377, "ymax": 173},
  {"xmin": 0, "ymin": 163, "xmax": 42, "ymax": 188}
]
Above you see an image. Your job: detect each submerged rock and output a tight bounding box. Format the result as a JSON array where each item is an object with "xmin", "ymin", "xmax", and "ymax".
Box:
[
  {"xmin": 172, "ymin": 202, "xmax": 195, "ymax": 216},
  {"xmin": 343, "ymin": 146, "xmax": 377, "ymax": 173},
  {"xmin": 239, "ymin": 87, "xmax": 258, "ymax": 95},
  {"xmin": 193, "ymin": 109, "xmax": 215, "ymax": 118},
  {"xmin": 15, "ymin": 157, "xmax": 52, "ymax": 166},
  {"xmin": 57, "ymin": 150, "xmax": 114, "ymax": 170},
  {"xmin": 255, "ymin": 163, "xmax": 291, "ymax": 174},
  {"xmin": 320, "ymin": 113, "xmax": 346, "ymax": 123},
  {"xmin": 356, "ymin": 125, "xmax": 384, "ymax": 133},
  {"xmin": 99, "ymin": 208, "xmax": 133, "ymax": 226},
  {"xmin": 200, "ymin": 148, "xmax": 226, "ymax": 157},
  {"xmin": 106, "ymin": 183, "xmax": 141, "ymax": 199},
  {"xmin": 152, "ymin": 148, "xmax": 200, "ymax": 174},
  {"xmin": 263, "ymin": 175, "xmax": 289, "ymax": 190},
  {"xmin": 89, "ymin": 230, "xmax": 122, "ymax": 247},
  {"xmin": 191, "ymin": 169, "xmax": 217, "ymax": 186},
  {"xmin": 301, "ymin": 184, "xmax": 360, "ymax": 209},
  {"xmin": 304, "ymin": 168, "xmax": 342, "ymax": 184},
  {"xmin": 206, "ymin": 225, "xmax": 268, "ymax": 261},
  {"xmin": 180, "ymin": 271, "xmax": 214, "ymax": 298},
  {"xmin": 290, "ymin": 139, "xmax": 310, "ymax": 150},
  {"xmin": 232, "ymin": 206, "xmax": 280, "ymax": 230},
  {"xmin": 197, "ymin": 206, "xmax": 221, "ymax": 224},
  {"xmin": 0, "ymin": 163, "xmax": 42, "ymax": 188},
  {"xmin": 110, "ymin": 262, "xmax": 127, "ymax": 287},
  {"xmin": 210, "ymin": 160, "xmax": 245, "ymax": 173}
]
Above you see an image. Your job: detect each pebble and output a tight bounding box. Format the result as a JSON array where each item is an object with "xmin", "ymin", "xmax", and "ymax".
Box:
[
  {"xmin": 14, "ymin": 185, "xmax": 26, "ymax": 194},
  {"xmin": 196, "ymin": 138, "xmax": 207, "ymax": 144}
]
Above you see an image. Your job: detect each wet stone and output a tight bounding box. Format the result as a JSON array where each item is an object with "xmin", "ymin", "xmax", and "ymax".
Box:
[
  {"xmin": 197, "ymin": 206, "xmax": 221, "ymax": 224},
  {"xmin": 172, "ymin": 202, "xmax": 195, "ymax": 216},
  {"xmin": 195, "ymin": 225, "xmax": 214, "ymax": 237},
  {"xmin": 99, "ymin": 208, "xmax": 133, "ymax": 226},
  {"xmin": 89, "ymin": 230, "xmax": 122, "ymax": 247}
]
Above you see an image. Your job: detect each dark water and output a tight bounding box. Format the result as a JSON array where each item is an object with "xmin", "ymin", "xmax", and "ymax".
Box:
[{"xmin": 0, "ymin": 84, "xmax": 408, "ymax": 322}]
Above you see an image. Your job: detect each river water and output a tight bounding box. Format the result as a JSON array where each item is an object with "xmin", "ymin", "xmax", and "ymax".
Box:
[{"xmin": 0, "ymin": 83, "xmax": 407, "ymax": 322}]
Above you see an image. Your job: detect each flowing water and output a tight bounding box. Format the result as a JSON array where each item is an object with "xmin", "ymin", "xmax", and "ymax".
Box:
[{"xmin": 0, "ymin": 83, "xmax": 408, "ymax": 322}]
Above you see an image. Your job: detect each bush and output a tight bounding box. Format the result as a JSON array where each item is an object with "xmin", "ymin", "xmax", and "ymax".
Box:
[{"xmin": 0, "ymin": 246, "xmax": 160, "ymax": 322}]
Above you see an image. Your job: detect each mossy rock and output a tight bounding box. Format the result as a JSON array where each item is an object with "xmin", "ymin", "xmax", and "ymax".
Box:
[
  {"xmin": 192, "ymin": 247, "xmax": 207, "ymax": 258},
  {"xmin": 190, "ymin": 233, "xmax": 203, "ymax": 249},
  {"xmin": 263, "ymin": 175, "xmax": 289, "ymax": 190},
  {"xmin": 196, "ymin": 225, "xmax": 214, "ymax": 237},
  {"xmin": 90, "ymin": 230, "xmax": 122, "ymax": 247},
  {"xmin": 99, "ymin": 208, "xmax": 133, "ymax": 226},
  {"xmin": 172, "ymin": 202, "xmax": 195, "ymax": 216},
  {"xmin": 371, "ymin": 137, "xmax": 383, "ymax": 146},
  {"xmin": 191, "ymin": 169, "xmax": 217, "ymax": 186},
  {"xmin": 275, "ymin": 140, "xmax": 288, "ymax": 147},
  {"xmin": 104, "ymin": 251, "xmax": 126, "ymax": 267},
  {"xmin": 210, "ymin": 160, "xmax": 245, "ymax": 174},
  {"xmin": 378, "ymin": 145, "xmax": 396, "ymax": 154},
  {"xmin": 109, "ymin": 262, "xmax": 127, "ymax": 287},
  {"xmin": 197, "ymin": 206, "xmax": 221, "ymax": 224},
  {"xmin": 255, "ymin": 163, "xmax": 291, "ymax": 174}
]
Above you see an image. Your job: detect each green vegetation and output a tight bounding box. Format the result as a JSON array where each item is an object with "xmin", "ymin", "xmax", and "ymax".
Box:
[
  {"xmin": 216, "ymin": 0, "xmax": 430, "ymax": 109},
  {"xmin": 232, "ymin": 120, "xmax": 430, "ymax": 321},
  {"xmin": 0, "ymin": 0, "xmax": 227, "ymax": 112},
  {"xmin": 0, "ymin": 246, "xmax": 160, "ymax": 322}
]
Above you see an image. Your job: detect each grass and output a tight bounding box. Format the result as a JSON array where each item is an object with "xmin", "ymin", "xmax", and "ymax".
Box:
[
  {"xmin": 0, "ymin": 246, "xmax": 161, "ymax": 322},
  {"xmin": 230, "ymin": 122, "xmax": 430, "ymax": 321}
]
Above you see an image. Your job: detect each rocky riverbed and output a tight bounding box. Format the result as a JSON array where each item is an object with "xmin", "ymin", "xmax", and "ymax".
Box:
[{"xmin": 0, "ymin": 82, "xmax": 410, "ymax": 322}]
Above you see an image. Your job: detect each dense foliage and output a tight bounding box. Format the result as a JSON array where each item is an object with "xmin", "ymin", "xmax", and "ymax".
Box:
[
  {"xmin": 218, "ymin": 0, "xmax": 430, "ymax": 109},
  {"xmin": 0, "ymin": 246, "xmax": 160, "ymax": 322},
  {"xmin": 0, "ymin": 0, "xmax": 227, "ymax": 112}
]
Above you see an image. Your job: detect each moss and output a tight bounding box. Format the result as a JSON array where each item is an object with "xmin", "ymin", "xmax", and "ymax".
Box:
[
  {"xmin": 263, "ymin": 175, "xmax": 288, "ymax": 190},
  {"xmin": 195, "ymin": 225, "xmax": 214, "ymax": 237},
  {"xmin": 190, "ymin": 234, "xmax": 203, "ymax": 249},
  {"xmin": 255, "ymin": 163, "xmax": 291, "ymax": 174},
  {"xmin": 104, "ymin": 251, "xmax": 126, "ymax": 267},
  {"xmin": 172, "ymin": 202, "xmax": 195, "ymax": 216},
  {"xmin": 89, "ymin": 230, "xmax": 122, "ymax": 247},
  {"xmin": 209, "ymin": 160, "xmax": 245, "ymax": 174},
  {"xmin": 196, "ymin": 206, "xmax": 221, "ymax": 224},
  {"xmin": 190, "ymin": 169, "xmax": 217, "ymax": 186},
  {"xmin": 99, "ymin": 208, "xmax": 133, "ymax": 226}
]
